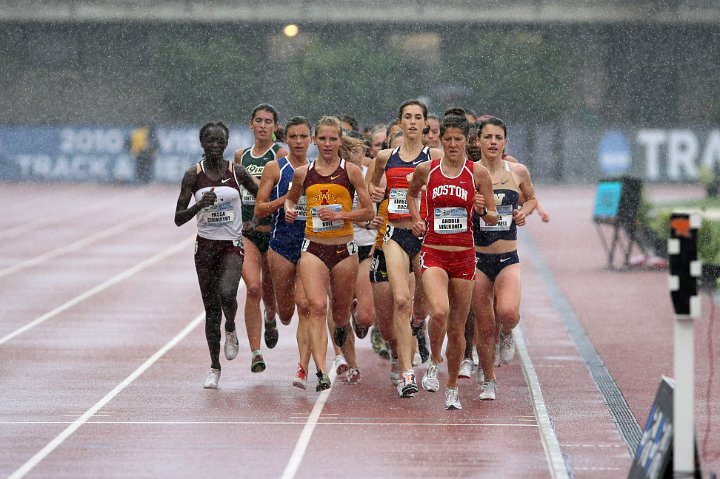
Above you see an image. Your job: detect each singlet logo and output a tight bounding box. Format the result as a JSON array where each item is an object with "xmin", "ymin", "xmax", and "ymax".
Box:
[
  {"xmin": 494, "ymin": 193, "xmax": 506, "ymax": 205},
  {"xmin": 314, "ymin": 188, "xmax": 335, "ymax": 205},
  {"xmin": 245, "ymin": 164, "xmax": 265, "ymax": 176},
  {"xmin": 431, "ymin": 184, "xmax": 468, "ymax": 201}
]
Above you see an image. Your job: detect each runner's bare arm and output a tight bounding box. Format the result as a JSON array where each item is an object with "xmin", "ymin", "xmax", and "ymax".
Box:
[
  {"xmin": 236, "ymin": 164, "xmax": 259, "ymax": 198},
  {"xmin": 254, "ymin": 160, "xmax": 282, "ymax": 219},
  {"xmin": 283, "ymin": 165, "xmax": 308, "ymax": 223},
  {"xmin": 473, "ymin": 163, "xmax": 498, "ymax": 226},
  {"xmin": 513, "ymin": 163, "xmax": 537, "ymax": 226},
  {"xmin": 175, "ymin": 166, "xmax": 215, "ymax": 227},
  {"xmin": 407, "ymin": 161, "xmax": 430, "ymax": 238}
]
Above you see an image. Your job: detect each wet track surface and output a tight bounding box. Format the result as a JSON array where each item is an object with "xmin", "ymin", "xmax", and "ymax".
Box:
[{"xmin": 1, "ymin": 182, "xmax": 717, "ymax": 478}]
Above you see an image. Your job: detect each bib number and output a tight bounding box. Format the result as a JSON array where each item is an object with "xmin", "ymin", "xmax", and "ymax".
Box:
[
  {"xmin": 388, "ymin": 188, "xmax": 409, "ymax": 215},
  {"xmin": 240, "ymin": 187, "xmax": 255, "ymax": 206},
  {"xmin": 202, "ymin": 203, "xmax": 235, "ymax": 226},
  {"xmin": 433, "ymin": 207, "xmax": 467, "ymax": 234},
  {"xmin": 296, "ymin": 196, "xmax": 308, "ymax": 221},
  {"xmin": 311, "ymin": 204, "xmax": 343, "ymax": 232},
  {"xmin": 477, "ymin": 205, "xmax": 513, "ymax": 231}
]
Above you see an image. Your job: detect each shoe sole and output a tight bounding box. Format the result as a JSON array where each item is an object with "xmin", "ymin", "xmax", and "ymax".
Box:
[
  {"xmin": 264, "ymin": 328, "xmax": 279, "ymax": 349},
  {"xmin": 251, "ymin": 360, "xmax": 266, "ymax": 373},
  {"xmin": 336, "ymin": 364, "xmax": 349, "ymax": 375},
  {"xmin": 422, "ymin": 383, "xmax": 439, "ymax": 392},
  {"xmin": 399, "ymin": 385, "xmax": 418, "ymax": 398},
  {"xmin": 445, "ymin": 405, "xmax": 462, "ymax": 410},
  {"xmin": 293, "ymin": 380, "xmax": 306, "ymax": 390}
]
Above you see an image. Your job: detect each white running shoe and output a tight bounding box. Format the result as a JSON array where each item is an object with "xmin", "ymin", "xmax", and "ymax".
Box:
[
  {"xmin": 397, "ymin": 369, "xmax": 418, "ymax": 398},
  {"xmin": 422, "ymin": 362, "xmax": 440, "ymax": 392},
  {"xmin": 476, "ymin": 365, "xmax": 485, "ymax": 385},
  {"xmin": 494, "ymin": 342, "xmax": 502, "ymax": 367},
  {"xmin": 390, "ymin": 358, "xmax": 401, "ymax": 386},
  {"xmin": 346, "ymin": 367, "xmax": 361, "ymax": 385},
  {"xmin": 499, "ymin": 331, "xmax": 515, "ymax": 364},
  {"xmin": 224, "ymin": 330, "xmax": 239, "ymax": 360},
  {"xmin": 334, "ymin": 354, "xmax": 349, "ymax": 375},
  {"xmin": 479, "ymin": 379, "xmax": 498, "ymax": 400},
  {"xmin": 444, "ymin": 387, "xmax": 462, "ymax": 410},
  {"xmin": 458, "ymin": 358, "xmax": 474, "ymax": 378},
  {"xmin": 413, "ymin": 352, "xmax": 422, "ymax": 366},
  {"xmin": 203, "ymin": 368, "xmax": 221, "ymax": 389},
  {"xmin": 472, "ymin": 348, "xmax": 479, "ymax": 367}
]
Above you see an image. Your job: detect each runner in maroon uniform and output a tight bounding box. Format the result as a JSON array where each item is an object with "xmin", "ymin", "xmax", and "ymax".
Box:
[
  {"xmin": 174, "ymin": 122, "xmax": 259, "ymax": 389},
  {"xmin": 407, "ymin": 114, "xmax": 497, "ymax": 410}
]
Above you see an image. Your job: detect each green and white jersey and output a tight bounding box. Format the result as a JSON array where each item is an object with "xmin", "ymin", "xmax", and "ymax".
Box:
[{"xmin": 239, "ymin": 143, "xmax": 282, "ymax": 225}]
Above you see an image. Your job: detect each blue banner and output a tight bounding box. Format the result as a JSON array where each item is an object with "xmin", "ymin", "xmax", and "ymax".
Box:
[{"xmin": 0, "ymin": 126, "xmax": 254, "ymax": 183}]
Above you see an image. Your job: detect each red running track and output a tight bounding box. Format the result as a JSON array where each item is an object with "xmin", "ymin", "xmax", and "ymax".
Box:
[{"xmin": 0, "ymin": 182, "xmax": 717, "ymax": 478}]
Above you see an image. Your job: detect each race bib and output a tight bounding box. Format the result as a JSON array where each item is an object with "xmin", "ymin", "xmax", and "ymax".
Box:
[
  {"xmin": 203, "ymin": 202, "xmax": 235, "ymax": 226},
  {"xmin": 296, "ymin": 196, "xmax": 308, "ymax": 220},
  {"xmin": 433, "ymin": 207, "xmax": 467, "ymax": 234},
  {"xmin": 388, "ymin": 188, "xmax": 409, "ymax": 215},
  {"xmin": 477, "ymin": 204, "xmax": 513, "ymax": 231},
  {"xmin": 311, "ymin": 204, "xmax": 344, "ymax": 232},
  {"xmin": 241, "ymin": 187, "xmax": 255, "ymax": 206}
]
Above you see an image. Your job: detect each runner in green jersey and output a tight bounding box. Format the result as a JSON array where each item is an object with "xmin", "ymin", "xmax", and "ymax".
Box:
[{"xmin": 233, "ymin": 104, "xmax": 289, "ymax": 372}]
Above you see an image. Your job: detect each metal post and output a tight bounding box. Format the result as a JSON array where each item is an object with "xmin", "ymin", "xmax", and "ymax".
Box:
[{"xmin": 668, "ymin": 212, "xmax": 700, "ymax": 476}]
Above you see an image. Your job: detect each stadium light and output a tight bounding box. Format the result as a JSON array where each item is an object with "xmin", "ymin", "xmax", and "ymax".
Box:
[{"xmin": 283, "ymin": 24, "xmax": 299, "ymax": 37}]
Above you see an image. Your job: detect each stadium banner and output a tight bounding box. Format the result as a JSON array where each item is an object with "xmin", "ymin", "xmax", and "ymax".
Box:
[
  {"xmin": 0, "ymin": 125, "xmax": 718, "ymax": 183},
  {"xmin": 0, "ymin": 126, "xmax": 253, "ymax": 183}
]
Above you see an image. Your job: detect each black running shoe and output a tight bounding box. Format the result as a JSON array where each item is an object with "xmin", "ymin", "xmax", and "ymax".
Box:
[
  {"xmin": 264, "ymin": 312, "xmax": 279, "ymax": 349},
  {"xmin": 351, "ymin": 299, "xmax": 369, "ymax": 339},
  {"xmin": 412, "ymin": 324, "xmax": 430, "ymax": 364},
  {"xmin": 333, "ymin": 326, "xmax": 348, "ymax": 347},
  {"xmin": 416, "ymin": 332, "xmax": 430, "ymax": 364},
  {"xmin": 316, "ymin": 370, "xmax": 331, "ymax": 392}
]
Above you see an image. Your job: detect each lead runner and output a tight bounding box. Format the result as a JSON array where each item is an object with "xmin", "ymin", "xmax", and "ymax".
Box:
[{"xmin": 406, "ymin": 113, "xmax": 497, "ymax": 409}]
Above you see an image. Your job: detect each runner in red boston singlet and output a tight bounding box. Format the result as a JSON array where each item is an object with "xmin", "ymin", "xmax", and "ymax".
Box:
[{"xmin": 406, "ymin": 113, "xmax": 497, "ymax": 411}]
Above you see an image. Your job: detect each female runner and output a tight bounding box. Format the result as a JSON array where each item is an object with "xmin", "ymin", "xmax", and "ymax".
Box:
[
  {"xmin": 368, "ymin": 100, "xmax": 442, "ymax": 398},
  {"xmin": 254, "ymin": 116, "xmax": 314, "ymax": 389},
  {"xmin": 472, "ymin": 116, "xmax": 537, "ymax": 401},
  {"xmin": 284, "ymin": 116, "xmax": 373, "ymax": 391},
  {"xmin": 174, "ymin": 122, "xmax": 259, "ymax": 389},
  {"xmin": 234, "ymin": 104, "xmax": 289, "ymax": 372},
  {"xmin": 407, "ymin": 114, "xmax": 497, "ymax": 409}
]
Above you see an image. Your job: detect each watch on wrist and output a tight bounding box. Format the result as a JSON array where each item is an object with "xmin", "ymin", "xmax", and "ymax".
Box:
[{"xmin": 479, "ymin": 206, "xmax": 488, "ymax": 217}]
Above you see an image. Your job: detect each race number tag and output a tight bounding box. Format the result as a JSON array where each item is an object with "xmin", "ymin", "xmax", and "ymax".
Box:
[
  {"xmin": 296, "ymin": 196, "xmax": 308, "ymax": 220},
  {"xmin": 311, "ymin": 204, "xmax": 343, "ymax": 232},
  {"xmin": 241, "ymin": 187, "xmax": 255, "ymax": 206},
  {"xmin": 434, "ymin": 207, "xmax": 467, "ymax": 234},
  {"xmin": 388, "ymin": 188, "xmax": 409, "ymax": 215},
  {"xmin": 203, "ymin": 203, "xmax": 235, "ymax": 226},
  {"xmin": 477, "ymin": 205, "xmax": 513, "ymax": 231}
]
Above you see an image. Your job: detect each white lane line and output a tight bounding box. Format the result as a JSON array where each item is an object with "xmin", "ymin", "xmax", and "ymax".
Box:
[
  {"xmin": 515, "ymin": 326, "xmax": 570, "ymax": 479},
  {"xmin": 0, "ymin": 236, "xmax": 194, "ymax": 345},
  {"xmin": 281, "ymin": 368, "xmax": 338, "ymax": 479},
  {"xmin": 0, "ymin": 211, "xmax": 164, "ymax": 279},
  {"xmin": 2, "ymin": 421, "xmax": 538, "ymax": 427},
  {"xmin": 7, "ymin": 311, "xmax": 206, "ymax": 479}
]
